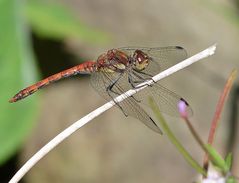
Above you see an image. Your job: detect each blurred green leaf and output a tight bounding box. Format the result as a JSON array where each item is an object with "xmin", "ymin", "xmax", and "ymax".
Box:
[
  {"xmin": 0, "ymin": 0, "xmax": 38, "ymax": 164},
  {"xmin": 226, "ymin": 176, "xmax": 237, "ymax": 183},
  {"xmin": 25, "ymin": 0, "xmax": 109, "ymax": 44},
  {"xmin": 225, "ymin": 153, "xmax": 233, "ymax": 171},
  {"xmin": 201, "ymin": 0, "xmax": 239, "ymax": 29},
  {"xmin": 205, "ymin": 144, "xmax": 229, "ymax": 173}
]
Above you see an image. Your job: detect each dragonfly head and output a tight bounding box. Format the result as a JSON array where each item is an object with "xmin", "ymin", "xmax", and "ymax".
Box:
[{"xmin": 133, "ymin": 50, "xmax": 150, "ymax": 71}]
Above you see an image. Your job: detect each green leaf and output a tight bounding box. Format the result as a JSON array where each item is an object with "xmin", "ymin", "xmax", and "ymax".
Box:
[
  {"xmin": 0, "ymin": 0, "xmax": 39, "ymax": 164},
  {"xmin": 25, "ymin": 0, "xmax": 109, "ymax": 44},
  {"xmin": 205, "ymin": 144, "xmax": 229, "ymax": 173},
  {"xmin": 226, "ymin": 176, "xmax": 237, "ymax": 183},
  {"xmin": 225, "ymin": 153, "xmax": 233, "ymax": 171}
]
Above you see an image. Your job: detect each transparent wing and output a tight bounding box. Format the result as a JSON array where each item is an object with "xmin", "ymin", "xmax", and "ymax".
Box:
[
  {"xmin": 135, "ymin": 83, "xmax": 193, "ymax": 117},
  {"xmin": 90, "ymin": 71, "xmax": 162, "ymax": 134},
  {"xmin": 119, "ymin": 47, "xmax": 192, "ymax": 116},
  {"xmin": 90, "ymin": 68, "xmax": 131, "ymax": 99},
  {"xmin": 119, "ymin": 46, "xmax": 187, "ymax": 75}
]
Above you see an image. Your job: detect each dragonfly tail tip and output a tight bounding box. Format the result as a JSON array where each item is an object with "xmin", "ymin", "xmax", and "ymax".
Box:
[
  {"xmin": 9, "ymin": 98, "xmax": 15, "ymax": 103},
  {"xmin": 9, "ymin": 96, "xmax": 18, "ymax": 103}
]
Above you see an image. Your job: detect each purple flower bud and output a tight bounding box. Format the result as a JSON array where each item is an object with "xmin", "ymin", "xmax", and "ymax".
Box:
[{"xmin": 178, "ymin": 99, "xmax": 188, "ymax": 118}]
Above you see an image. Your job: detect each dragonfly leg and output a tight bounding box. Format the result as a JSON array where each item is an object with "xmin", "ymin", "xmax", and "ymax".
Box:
[
  {"xmin": 106, "ymin": 74, "xmax": 129, "ymax": 117},
  {"xmin": 134, "ymin": 70, "xmax": 156, "ymax": 84},
  {"xmin": 128, "ymin": 73, "xmax": 138, "ymax": 88},
  {"xmin": 127, "ymin": 73, "xmax": 144, "ymax": 103},
  {"xmin": 133, "ymin": 69, "xmax": 153, "ymax": 78},
  {"xmin": 132, "ymin": 70, "xmax": 156, "ymax": 87},
  {"xmin": 128, "ymin": 71, "xmax": 152, "ymax": 89}
]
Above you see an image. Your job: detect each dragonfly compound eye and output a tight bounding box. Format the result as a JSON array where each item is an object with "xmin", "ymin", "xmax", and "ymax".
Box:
[{"xmin": 133, "ymin": 50, "xmax": 149, "ymax": 70}]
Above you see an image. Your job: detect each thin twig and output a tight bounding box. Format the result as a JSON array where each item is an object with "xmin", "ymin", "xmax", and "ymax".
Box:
[
  {"xmin": 203, "ymin": 69, "xmax": 237, "ymax": 172},
  {"xmin": 149, "ymin": 98, "xmax": 207, "ymax": 176},
  {"xmin": 9, "ymin": 44, "xmax": 216, "ymax": 183},
  {"xmin": 183, "ymin": 117, "xmax": 208, "ymax": 153}
]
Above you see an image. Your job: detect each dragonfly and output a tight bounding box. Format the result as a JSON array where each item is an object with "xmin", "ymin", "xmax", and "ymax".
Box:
[{"xmin": 9, "ymin": 46, "xmax": 193, "ymax": 134}]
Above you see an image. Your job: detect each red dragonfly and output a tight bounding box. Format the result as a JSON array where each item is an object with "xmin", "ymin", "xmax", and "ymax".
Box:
[{"xmin": 10, "ymin": 46, "xmax": 192, "ymax": 134}]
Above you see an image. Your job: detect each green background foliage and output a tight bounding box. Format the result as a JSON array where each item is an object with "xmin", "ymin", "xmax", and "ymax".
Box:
[
  {"xmin": 0, "ymin": 0, "xmax": 39, "ymax": 164},
  {"xmin": 0, "ymin": 0, "xmax": 108, "ymax": 165}
]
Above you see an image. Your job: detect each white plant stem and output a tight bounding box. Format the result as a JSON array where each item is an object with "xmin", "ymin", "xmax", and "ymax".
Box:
[{"xmin": 9, "ymin": 44, "xmax": 216, "ymax": 183}]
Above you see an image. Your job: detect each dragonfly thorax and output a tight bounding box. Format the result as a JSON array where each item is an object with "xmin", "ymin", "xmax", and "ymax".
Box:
[
  {"xmin": 132, "ymin": 50, "xmax": 150, "ymax": 71},
  {"xmin": 96, "ymin": 49, "xmax": 130, "ymax": 73}
]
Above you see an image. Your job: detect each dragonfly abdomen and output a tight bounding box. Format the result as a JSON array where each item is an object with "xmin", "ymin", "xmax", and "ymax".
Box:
[{"xmin": 9, "ymin": 61, "xmax": 96, "ymax": 103}]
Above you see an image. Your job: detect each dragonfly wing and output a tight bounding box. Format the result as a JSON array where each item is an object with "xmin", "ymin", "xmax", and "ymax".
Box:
[
  {"xmin": 119, "ymin": 47, "xmax": 192, "ymax": 117},
  {"xmin": 90, "ymin": 71, "xmax": 162, "ymax": 134},
  {"xmin": 90, "ymin": 70, "xmax": 130, "ymax": 99},
  {"xmin": 135, "ymin": 83, "xmax": 193, "ymax": 117},
  {"xmin": 120, "ymin": 46, "xmax": 187, "ymax": 73},
  {"xmin": 120, "ymin": 95, "xmax": 162, "ymax": 134}
]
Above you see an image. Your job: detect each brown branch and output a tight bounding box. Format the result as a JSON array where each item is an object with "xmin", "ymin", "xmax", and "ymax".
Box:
[{"xmin": 203, "ymin": 69, "xmax": 237, "ymax": 172}]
